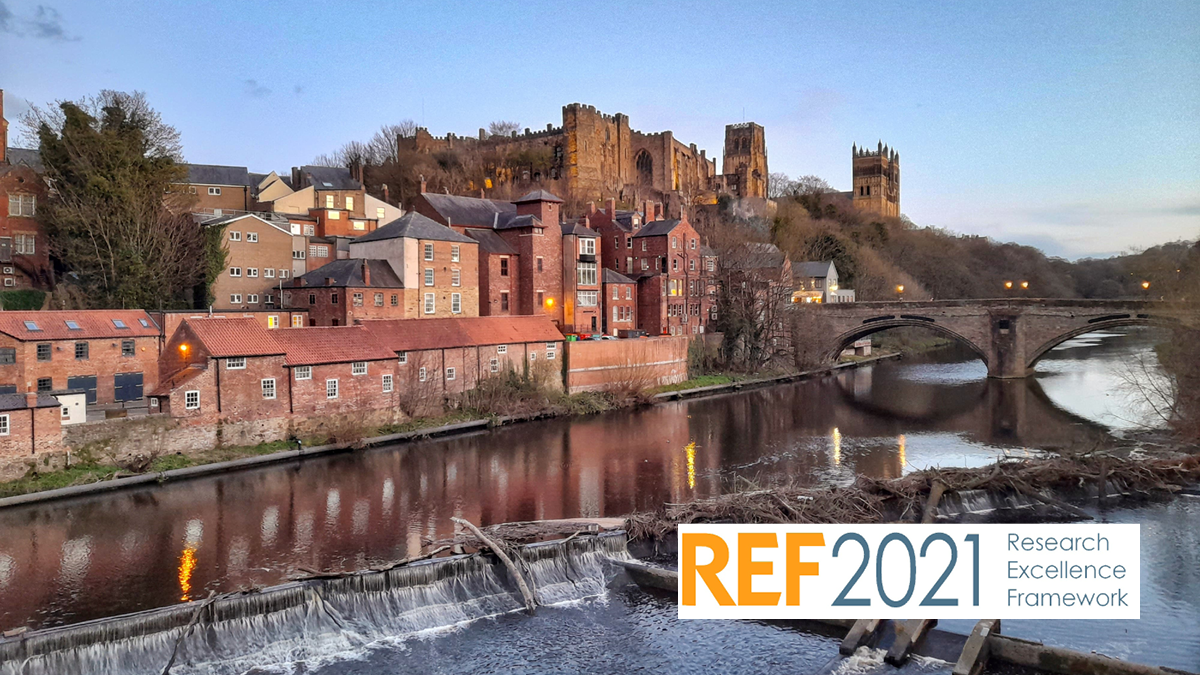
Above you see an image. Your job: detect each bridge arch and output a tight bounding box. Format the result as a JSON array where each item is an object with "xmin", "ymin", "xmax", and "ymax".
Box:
[
  {"xmin": 1025, "ymin": 315, "xmax": 1177, "ymax": 372},
  {"xmin": 825, "ymin": 317, "xmax": 989, "ymax": 366}
]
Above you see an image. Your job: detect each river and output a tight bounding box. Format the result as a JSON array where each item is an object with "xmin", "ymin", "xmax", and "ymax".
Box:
[{"xmin": 0, "ymin": 327, "xmax": 1194, "ymax": 670}]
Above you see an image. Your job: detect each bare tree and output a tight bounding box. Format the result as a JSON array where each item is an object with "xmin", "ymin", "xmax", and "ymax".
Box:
[
  {"xmin": 488, "ymin": 120, "xmax": 521, "ymax": 138},
  {"xmin": 23, "ymin": 90, "xmax": 183, "ymax": 160},
  {"xmin": 767, "ymin": 172, "xmax": 796, "ymax": 199}
]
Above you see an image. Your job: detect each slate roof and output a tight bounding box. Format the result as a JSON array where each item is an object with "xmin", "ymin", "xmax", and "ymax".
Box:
[
  {"xmin": 495, "ymin": 213, "xmax": 540, "ymax": 230},
  {"xmin": 603, "ymin": 268, "xmax": 635, "ymax": 284},
  {"xmin": 5, "ymin": 147, "xmax": 43, "ymax": 171},
  {"xmin": 353, "ymin": 212, "xmax": 475, "ymax": 245},
  {"xmin": 271, "ymin": 326, "xmax": 396, "ymax": 366},
  {"xmin": 464, "ymin": 228, "xmax": 517, "ymax": 255},
  {"xmin": 300, "ymin": 165, "xmax": 361, "ymax": 190},
  {"xmin": 185, "ymin": 318, "xmax": 284, "ymax": 358},
  {"xmin": 0, "ymin": 393, "xmax": 63, "ymax": 411},
  {"xmin": 361, "ymin": 316, "xmax": 563, "ymax": 353},
  {"xmin": 561, "ymin": 222, "xmax": 600, "ymax": 237},
  {"xmin": 420, "ymin": 192, "xmax": 515, "ymax": 228},
  {"xmin": 513, "ymin": 189, "xmax": 564, "ymax": 204},
  {"xmin": 792, "ymin": 261, "xmax": 836, "ymax": 279},
  {"xmin": 728, "ymin": 242, "xmax": 787, "ymax": 270},
  {"xmin": 633, "ymin": 219, "xmax": 682, "ymax": 238},
  {"xmin": 185, "ymin": 164, "xmax": 250, "ymax": 187},
  {"xmin": 0, "ymin": 310, "xmax": 159, "ymax": 341},
  {"xmin": 293, "ymin": 259, "xmax": 404, "ymax": 288},
  {"xmin": 201, "ymin": 213, "xmax": 293, "ymax": 234}
]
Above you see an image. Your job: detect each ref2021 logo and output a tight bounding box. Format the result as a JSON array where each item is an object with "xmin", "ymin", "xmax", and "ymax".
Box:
[{"xmin": 678, "ymin": 524, "xmax": 1139, "ymax": 620}]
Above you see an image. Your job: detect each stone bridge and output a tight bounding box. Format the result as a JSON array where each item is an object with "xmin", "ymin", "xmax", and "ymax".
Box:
[{"xmin": 807, "ymin": 299, "xmax": 1196, "ymax": 378}]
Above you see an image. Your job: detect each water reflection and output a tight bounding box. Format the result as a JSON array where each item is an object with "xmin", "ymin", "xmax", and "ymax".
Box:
[{"xmin": 0, "ymin": 328, "xmax": 1165, "ymax": 630}]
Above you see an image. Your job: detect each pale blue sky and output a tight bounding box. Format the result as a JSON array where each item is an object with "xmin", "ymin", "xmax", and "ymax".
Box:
[{"xmin": 2, "ymin": 0, "xmax": 1197, "ymax": 258}]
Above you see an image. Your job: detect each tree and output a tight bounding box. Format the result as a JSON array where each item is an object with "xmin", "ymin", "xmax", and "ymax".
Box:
[
  {"xmin": 767, "ymin": 172, "xmax": 795, "ymax": 199},
  {"xmin": 34, "ymin": 92, "xmax": 217, "ymax": 309},
  {"xmin": 488, "ymin": 120, "xmax": 521, "ymax": 138}
]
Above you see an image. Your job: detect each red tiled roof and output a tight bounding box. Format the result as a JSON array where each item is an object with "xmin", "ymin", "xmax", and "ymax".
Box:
[
  {"xmin": 0, "ymin": 310, "xmax": 160, "ymax": 341},
  {"xmin": 360, "ymin": 316, "xmax": 564, "ymax": 353},
  {"xmin": 185, "ymin": 318, "xmax": 284, "ymax": 358},
  {"xmin": 149, "ymin": 366, "xmax": 206, "ymax": 397},
  {"xmin": 271, "ymin": 325, "xmax": 397, "ymax": 366}
]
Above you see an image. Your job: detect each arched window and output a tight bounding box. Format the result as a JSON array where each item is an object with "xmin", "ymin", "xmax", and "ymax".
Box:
[{"xmin": 635, "ymin": 150, "xmax": 653, "ymax": 185}]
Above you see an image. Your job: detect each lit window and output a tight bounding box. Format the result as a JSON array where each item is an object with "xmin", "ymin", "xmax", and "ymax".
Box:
[
  {"xmin": 382, "ymin": 374, "xmax": 393, "ymax": 392},
  {"xmin": 292, "ymin": 315, "xmax": 303, "ymax": 327},
  {"xmin": 267, "ymin": 316, "xmax": 279, "ymax": 329},
  {"xmin": 295, "ymin": 366, "xmax": 312, "ymax": 380},
  {"xmin": 446, "ymin": 367, "xmax": 456, "ymax": 381},
  {"xmin": 328, "ymin": 210, "xmax": 340, "ymax": 220},
  {"xmin": 326, "ymin": 378, "xmax": 338, "ymax": 399},
  {"xmin": 185, "ymin": 390, "xmax": 200, "ymax": 410},
  {"xmin": 262, "ymin": 378, "xmax": 276, "ymax": 399},
  {"xmin": 424, "ymin": 243, "xmax": 434, "ymax": 261},
  {"xmin": 345, "ymin": 196, "xmax": 354, "ymax": 211},
  {"xmin": 352, "ymin": 361, "xmax": 367, "ymax": 375},
  {"xmin": 451, "ymin": 245, "xmax": 460, "ymax": 262},
  {"xmin": 352, "ymin": 220, "xmax": 365, "ymax": 231},
  {"xmin": 424, "ymin": 293, "xmax": 435, "ymax": 314},
  {"xmin": 227, "ymin": 357, "xmax": 246, "ymax": 369},
  {"xmin": 325, "ymin": 195, "xmax": 334, "ymax": 208},
  {"xmin": 451, "ymin": 293, "xmax": 462, "ymax": 314},
  {"xmin": 377, "ymin": 207, "xmax": 386, "ymax": 219}
]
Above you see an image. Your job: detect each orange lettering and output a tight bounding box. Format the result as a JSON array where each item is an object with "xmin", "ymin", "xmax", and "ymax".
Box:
[
  {"xmin": 785, "ymin": 532, "xmax": 825, "ymax": 605},
  {"xmin": 739, "ymin": 532, "xmax": 782, "ymax": 606},
  {"xmin": 682, "ymin": 533, "xmax": 734, "ymax": 606}
]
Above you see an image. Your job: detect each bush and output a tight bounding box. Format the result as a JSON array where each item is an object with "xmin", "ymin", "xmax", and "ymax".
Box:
[{"xmin": 0, "ymin": 289, "xmax": 46, "ymax": 310}]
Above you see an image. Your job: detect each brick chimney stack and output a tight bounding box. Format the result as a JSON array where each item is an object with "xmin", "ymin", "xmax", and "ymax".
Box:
[
  {"xmin": 361, "ymin": 260, "xmax": 370, "ymax": 286},
  {"xmin": 586, "ymin": 201, "xmax": 596, "ymax": 216},
  {"xmin": 605, "ymin": 198, "xmax": 616, "ymax": 217},
  {"xmin": 642, "ymin": 199, "xmax": 655, "ymax": 222},
  {"xmin": 419, "ymin": 174, "xmax": 427, "ymax": 194},
  {"xmin": 382, "ymin": 183, "xmax": 390, "ymax": 203},
  {"xmin": 25, "ymin": 391, "xmax": 38, "ymax": 408}
]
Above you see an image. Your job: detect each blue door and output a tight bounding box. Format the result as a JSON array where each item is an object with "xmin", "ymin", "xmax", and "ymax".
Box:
[
  {"xmin": 113, "ymin": 372, "xmax": 144, "ymax": 403},
  {"xmin": 67, "ymin": 375, "xmax": 98, "ymax": 404}
]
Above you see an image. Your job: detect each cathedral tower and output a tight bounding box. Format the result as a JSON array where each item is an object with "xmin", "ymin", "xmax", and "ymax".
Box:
[
  {"xmin": 852, "ymin": 141, "xmax": 900, "ymax": 218},
  {"xmin": 722, "ymin": 123, "xmax": 768, "ymax": 199}
]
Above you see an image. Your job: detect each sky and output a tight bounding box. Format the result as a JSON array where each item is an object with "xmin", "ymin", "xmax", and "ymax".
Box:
[{"xmin": 1, "ymin": 0, "xmax": 1197, "ymax": 259}]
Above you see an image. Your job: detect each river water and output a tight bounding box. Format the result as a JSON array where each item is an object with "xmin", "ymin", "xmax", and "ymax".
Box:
[{"xmin": 0, "ymin": 327, "xmax": 1194, "ymax": 671}]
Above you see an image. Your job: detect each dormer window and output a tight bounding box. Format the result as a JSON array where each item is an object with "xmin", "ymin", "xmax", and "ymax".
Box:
[{"xmin": 580, "ymin": 238, "xmax": 595, "ymax": 255}]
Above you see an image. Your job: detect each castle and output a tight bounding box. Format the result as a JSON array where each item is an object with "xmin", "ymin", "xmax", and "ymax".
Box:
[
  {"xmin": 403, "ymin": 103, "xmax": 768, "ymax": 215},
  {"xmin": 852, "ymin": 141, "xmax": 900, "ymax": 218}
]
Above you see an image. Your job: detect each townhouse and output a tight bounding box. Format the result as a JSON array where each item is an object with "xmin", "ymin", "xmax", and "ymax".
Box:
[
  {"xmin": 559, "ymin": 221, "xmax": 603, "ymax": 333},
  {"xmin": 285, "ymin": 259, "xmax": 407, "ymax": 326},
  {"xmin": 792, "ymin": 261, "xmax": 855, "ymax": 303},
  {"xmin": 206, "ymin": 214, "xmax": 299, "ymax": 310},
  {"xmin": 602, "ymin": 268, "xmax": 637, "ymax": 335},
  {"xmin": 0, "ymin": 310, "xmax": 161, "ymax": 404},
  {"xmin": 0, "ymin": 92, "xmax": 51, "ymax": 290}
]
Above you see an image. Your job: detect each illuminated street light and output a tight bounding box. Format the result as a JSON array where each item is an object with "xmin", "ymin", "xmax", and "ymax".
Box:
[
  {"xmin": 544, "ymin": 297, "xmax": 556, "ymax": 309},
  {"xmin": 1004, "ymin": 281, "xmax": 1013, "ymax": 289},
  {"xmin": 1141, "ymin": 281, "xmax": 1150, "ymax": 290},
  {"xmin": 1020, "ymin": 281, "xmax": 1029, "ymax": 289},
  {"xmin": 179, "ymin": 343, "xmax": 189, "ymax": 354},
  {"xmin": 896, "ymin": 285, "xmax": 905, "ymax": 293}
]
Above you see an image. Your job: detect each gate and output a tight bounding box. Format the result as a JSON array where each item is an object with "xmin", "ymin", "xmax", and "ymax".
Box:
[{"xmin": 67, "ymin": 375, "xmax": 98, "ymax": 404}]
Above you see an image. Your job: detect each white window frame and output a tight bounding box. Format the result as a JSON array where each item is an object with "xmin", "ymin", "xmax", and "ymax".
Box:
[
  {"xmin": 529, "ymin": 351, "xmax": 537, "ymax": 361},
  {"xmin": 398, "ymin": 351, "xmax": 407, "ymax": 364},
  {"xmin": 490, "ymin": 357, "xmax": 499, "ymax": 373},
  {"xmin": 291, "ymin": 315, "xmax": 303, "ymax": 327},
  {"xmin": 295, "ymin": 366, "xmax": 312, "ymax": 380},
  {"xmin": 227, "ymin": 357, "xmax": 246, "ymax": 369},
  {"xmin": 546, "ymin": 344, "xmax": 556, "ymax": 360},
  {"xmin": 184, "ymin": 391, "xmax": 200, "ymax": 410},
  {"xmin": 325, "ymin": 194, "xmax": 334, "ymax": 208},
  {"xmin": 262, "ymin": 378, "xmax": 276, "ymax": 399},
  {"xmin": 451, "ymin": 268, "xmax": 460, "ymax": 287},
  {"xmin": 208, "ymin": 187, "xmax": 221, "ymax": 196},
  {"xmin": 229, "ymin": 267, "xmax": 241, "ymax": 277},
  {"xmin": 382, "ymin": 374, "xmax": 393, "ymax": 392},
  {"xmin": 445, "ymin": 367, "xmax": 456, "ymax": 381},
  {"xmin": 577, "ymin": 290, "xmax": 598, "ymax": 307},
  {"xmin": 424, "ymin": 243, "xmax": 434, "ymax": 261},
  {"xmin": 424, "ymin": 268, "xmax": 434, "ymax": 286},
  {"xmin": 265, "ymin": 268, "xmax": 276, "ymax": 279},
  {"xmin": 451, "ymin": 293, "xmax": 462, "ymax": 314},
  {"xmin": 267, "ymin": 315, "xmax": 279, "ymax": 329},
  {"xmin": 326, "ymin": 378, "xmax": 339, "ymax": 399},
  {"xmin": 0, "ymin": 414, "xmax": 9, "ymax": 435},
  {"xmin": 230, "ymin": 231, "xmax": 241, "ymax": 242},
  {"xmin": 580, "ymin": 238, "xmax": 596, "ymax": 255},
  {"xmin": 247, "ymin": 232, "xmax": 258, "ymax": 243},
  {"xmin": 345, "ymin": 196, "xmax": 354, "ymax": 211},
  {"xmin": 247, "ymin": 294, "xmax": 259, "ymax": 304},
  {"xmin": 248, "ymin": 268, "xmax": 259, "ymax": 278},
  {"xmin": 424, "ymin": 293, "xmax": 435, "ymax": 314},
  {"xmin": 497, "ymin": 344, "xmax": 507, "ymax": 354},
  {"xmin": 419, "ymin": 366, "xmax": 427, "ymax": 382},
  {"xmin": 352, "ymin": 361, "xmax": 367, "ymax": 376},
  {"xmin": 451, "ymin": 245, "xmax": 460, "ymax": 262},
  {"xmin": 230, "ymin": 293, "xmax": 242, "ymax": 304}
]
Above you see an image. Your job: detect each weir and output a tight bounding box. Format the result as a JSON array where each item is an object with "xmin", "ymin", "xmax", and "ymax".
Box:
[{"xmin": 0, "ymin": 533, "xmax": 629, "ymax": 675}]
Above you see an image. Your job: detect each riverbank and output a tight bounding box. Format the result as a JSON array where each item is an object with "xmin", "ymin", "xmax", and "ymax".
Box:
[{"xmin": 0, "ymin": 353, "xmax": 901, "ymax": 507}]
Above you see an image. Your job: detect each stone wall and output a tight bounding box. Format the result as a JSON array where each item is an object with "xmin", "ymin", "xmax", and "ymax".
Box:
[{"xmin": 564, "ymin": 336, "xmax": 688, "ymax": 393}]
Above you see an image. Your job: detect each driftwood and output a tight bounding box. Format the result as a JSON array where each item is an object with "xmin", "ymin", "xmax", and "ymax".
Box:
[
  {"xmin": 290, "ymin": 545, "xmax": 455, "ymax": 582},
  {"xmin": 451, "ymin": 516, "xmax": 537, "ymax": 615},
  {"xmin": 921, "ymin": 481, "xmax": 948, "ymax": 524},
  {"xmin": 160, "ymin": 590, "xmax": 217, "ymax": 675}
]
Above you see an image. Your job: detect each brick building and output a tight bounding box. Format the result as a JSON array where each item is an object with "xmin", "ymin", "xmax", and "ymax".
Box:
[
  {"xmin": 285, "ymin": 259, "xmax": 406, "ymax": 326},
  {"xmin": 627, "ymin": 214, "xmax": 714, "ymax": 336},
  {"xmin": 206, "ymin": 214, "xmax": 299, "ymax": 310},
  {"xmin": 0, "ymin": 310, "xmax": 162, "ymax": 404},
  {"xmin": 177, "ymin": 164, "xmax": 252, "ymax": 215},
  {"xmin": 0, "ymin": 392, "xmax": 63, "ymax": 460},
  {"xmin": 602, "ymin": 268, "xmax": 637, "ymax": 335},
  {"xmin": 346, "ymin": 212, "xmax": 480, "ymax": 319},
  {"xmin": 559, "ymin": 220, "xmax": 602, "ymax": 334},
  {"xmin": 0, "ymin": 91, "xmax": 51, "ymax": 290},
  {"xmin": 466, "ymin": 229, "xmax": 519, "ymax": 317},
  {"xmin": 360, "ymin": 316, "xmax": 564, "ymax": 395}
]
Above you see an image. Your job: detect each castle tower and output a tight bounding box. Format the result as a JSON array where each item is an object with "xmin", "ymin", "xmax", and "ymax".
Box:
[
  {"xmin": 852, "ymin": 141, "xmax": 900, "ymax": 218},
  {"xmin": 722, "ymin": 122, "xmax": 768, "ymax": 199}
]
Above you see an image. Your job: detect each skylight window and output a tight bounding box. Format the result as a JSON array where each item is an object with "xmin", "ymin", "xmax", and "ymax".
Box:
[
  {"xmin": 322, "ymin": 182, "xmax": 333, "ymax": 187},
  {"xmin": 65, "ymin": 321, "xmax": 81, "ymax": 331},
  {"xmin": 112, "ymin": 319, "xmax": 129, "ymax": 329},
  {"xmin": 23, "ymin": 321, "xmax": 40, "ymax": 331},
  {"xmin": 138, "ymin": 318, "xmax": 151, "ymax": 328}
]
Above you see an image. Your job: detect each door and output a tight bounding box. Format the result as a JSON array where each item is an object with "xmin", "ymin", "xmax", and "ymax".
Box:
[
  {"xmin": 0, "ymin": 238, "xmax": 10, "ymax": 263},
  {"xmin": 113, "ymin": 372, "xmax": 144, "ymax": 403},
  {"xmin": 591, "ymin": 316, "xmax": 597, "ymax": 332},
  {"xmin": 67, "ymin": 375, "xmax": 98, "ymax": 404}
]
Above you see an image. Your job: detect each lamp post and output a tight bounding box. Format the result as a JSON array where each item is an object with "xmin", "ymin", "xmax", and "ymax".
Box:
[{"xmin": 895, "ymin": 284, "xmax": 905, "ymax": 301}]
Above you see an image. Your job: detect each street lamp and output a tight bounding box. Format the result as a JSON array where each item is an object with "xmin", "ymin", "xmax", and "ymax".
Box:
[
  {"xmin": 1141, "ymin": 281, "xmax": 1151, "ymax": 290},
  {"xmin": 895, "ymin": 284, "xmax": 905, "ymax": 301},
  {"xmin": 1004, "ymin": 281, "xmax": 1013, "ymax": 290},
  {"xmin": 1020, "ymin": 281, "xmax": 1029, "ymax": 290}
]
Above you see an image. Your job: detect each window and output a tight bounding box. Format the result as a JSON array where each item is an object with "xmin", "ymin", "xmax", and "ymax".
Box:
[
  {"xmin": 266, "ymin": 315, "xmax": 279, "ymax": 329},
  {"xmin": 352, "ymin": 292, "xmax": 363, "ymax": 306},
  {"xmin": 208, "ymin": 187, "xmax": 221, "ymax": 196},
  {"xmin": 537, "ymin": 291, "xmax": 544, "ymax": 308},
  {"xmin": 626, "ymin": 257, "xmax": 633, "ymax": 272},
  {"xmin": 641, "ymin": 259, "xmax": 648, "ymax": 271},
  {"xmin": 424, "ymin": 268, "xmax": 434, "ymax": 286},
  {"xmin": 529, "ymin": 351, "xmax": 537, "ymax": 361},
  {"xmin": 641, "ymin": 240, "xmax": 647, "ymax": 251},
  {"xmin": 36, "ymin": 343, "xmax": 51, "ymax": 361},
  {"xmin": 546, "ymin": 344, "xmax": 556, "ymax": 360},
  {"xmin": 185, "ymin": 391, "xmax": 200, "ymax": 410},
  {"xmin": 352, "ymin": 220, "xmax": 365, "ymax": 231},
  {"xmin": 352, "ymin": 361, "xmax": 367, "ymax": 375},
  {"xmin": 577, "ymin": 262, "xmax": 597, "ymax": 286},
  {"xmin": 690, "ymin": 238, "xmax": 697, "ymax": 250},
  {"xmin": 74, "ymin": 342, "xmax": 88, "ymax": 360},
  {"xmin": 497, "ymin": 344, "xmax": 507, "ymax": 354},
  {"xmin": 613, "ymin": 306, "xmax": 619, "ymax": 322},
  {"xmin": 248, "ymin": 268, "xmax": 259, "ymax": 278},
  {"xmin": 424, "ymin": 293, "xmax": 435, "ymax": 314},
  {"xmin": 279, "ymin": 270, "xmax": 289, "ymax": 280},
  {"xmin": 230, "ymin": 267, "xmax": 241, "ymax": 277},
  {"xmin": 227, "ymin": 357, "xmax": 246, "ymax": 369},
  {"xmin": 230, "ymin": 293, "xmax": 242, "ymax": 304},
  {"xmin": 626, "ymin": 287, "xmax": 632, "ymax": 300},
  {"xmin": 37, "ymin": 377, "xmax": 52, "ymax": 392},
  {"xmin": 580, "ymin": 238, "xmax": 596, "ymax": 255},
  {"xmin": 445, "ymin": 367, "xmax": 456, "ymax": 381},
  {"xmin": 326, "ymin": 379, "xmax": 338, "ymax": 399},
  {"xmin": 293, "ymin": 250, "xmax": 306, "ymax": 259},
  {"xmin": 309, "ymin": 293, "xmax": 316, "ymax": 305},
  {"xmin": 331, "ymin": 293, "xmax": 339, "ymax": 304},
  {"xmin": 247, "ymin": 232, "xmax": 258, "ymax": 243},
  {"xmin": 398, "ymin": 351, "xmax": 407, "ymax": 364},
  {"xmin": 451, "ymin": 245, "xmax": 460, "ymax": 262},
  {"xmin": 7, "ymin": 194, "xmax": 36, "ymax": 217},
  {"xmin": 262, "ymin": 378, "xmax": 276, "ymax": 399},
  {"xmin": 230, "ymin": 231, "xmax": 241, "ymax": 242},
  {"xmin": 500, "ymin": 257, "xmax": 509, "ymax": 276},
  {"xmin": 418, "ymin": 367, "xmax": 427, "ymax": 382},
  {"xmin": 391, "ymin": 293, "xmax": 398, "ymax": 306},
  {"xmin": 304, "ymin": 224, "xmax": 315, "ymax": 236},
  {"xmin": 3, "ymin": 278, "xmax": 12, "ymax": 287},
  {"xmin": 375, "ymin": 292, "xmax": 384, "ymax": 306},
  {"xmin": 0, "ymin": 414, "xmax": 9, "ymax": 436},
  {"xmin": 292, "ymin": 315, "xmax": 303, "ymax": 327},
  {"xmin": 325, "ymin": 195, "xmax": 334, "ymax": 208},
  {"xmin": 345, "ymin": 196, "xmax": 354, "ymax": 211},
  {"xmin": 451, "ymin": 293, "xmax": 462, "ymax": 314},
  {"xmin": 500, "ymin": 292, "xmax": 509, "ymax": 311},
  {"xmin": 265, "ymin": 268, "xmax": 275, "ymax": 279},
  {"xmin": 612, "ymin": 286, "xmax": 619, "ymax": 300},
  {"xmin": 578, "ymin": 290, "xmax": 598, "ymax": 306},
  {"xmin": 247, "ymin": 294, "xmax": 259, "ymax": 304},
  {"xmin": 121, "ymin": 340, "xmax": 135, "ymax": 357},
  {"xmin": 424, "ymin": 243, "xmax": 434, "ymax": 261},
  {"xmin": 672, "ymin": 259, "xmax": 679, "ymax": 272},
  {"xmin": 706, "ymin": 259, "xmax": 715, "ymax": 272},
  {"xmin": 490, "ymin": 357, "xmax": 499, "ymax": 373},
  {"xmin": 377, "ymin": 207, "xmax": 386, "ymax": 220},
  {"xmin": 14, "ymin": 234, "xmax": 35, "ymax": 255},
  {"xmin": 536, "ymin": 257, "xmax": 544, "ymax": 272},
  {"xmin": 626, "ymin": 236, "xmax": 632, "ymax": 248},
  {"xmin": 295, "ymin": 366, "xmax": 312, "ymax": 380},
  {"xmin": 327, "ymin": 210, "xmax": 340, "ymax": 220},
  {"xmin": 451, "ymin": 268, "xmax": 460, "ymax": 286},
  {"xmin": 382, "ymin": 374, "xmax": 393, "ymax": 392},
  {"xmin": 690, "ymin": 259, "xmax": 697, "ymax": 271}
]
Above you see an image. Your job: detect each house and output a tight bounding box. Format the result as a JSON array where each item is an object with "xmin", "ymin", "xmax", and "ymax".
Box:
[
  {"xmin": 177, "ymin": 164, "xmax": 252, "ymax": 215},
  {"xmin": 0, "ymin": 91, "xmax": 51, "ymax": 290},
  {"xmin": 465, "ymin": 229, "xmax": 519, "ymax": 317},
  {"xmin": 359, "ymin": 316, "xmax": 564, "ymax": 395},
  {"xmin": 346, "ymin": 212, "xmax": 480, "ymax": 319},
  {"xmin": 0, "ymin": 310, "xmax": 162, "ymax": 404},
  {"xmin": 602, "ymin": 268, "xmax": 637, "ymax": 335},
  {"xmin": 206, "ymin": 214, "xmax": 300, "ymax": 310},
  {"xmin": 629, "ymin": 214, "xmax": 713, "ymax": 336},
  {"xmin": 151, "ymin": 309, "xmax": 311, "ymax": 341},
  {"xmin": 284, "ymin": 259, "xmax": 407, "ymax": 326},
  {"xmin": 560, "ymin": 221, "xmax": 603, "ymax": 333},
  {"xmin": 792, "ymin": 261, "xmax": 853, "ymax": 303},
  {"xmin": 0, "ymin": 392, "xmax": 64, "ymax": 460},
  {"xmin": 257, "ymin": 166, "xmax": 383, "ymax": 237},
  {"xmin": 584, "ymin": 198, "xmax": 655, "ymax": 278}
]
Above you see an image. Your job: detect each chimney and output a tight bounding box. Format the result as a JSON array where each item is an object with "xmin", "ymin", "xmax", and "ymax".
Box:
[
  {"xmin": 295, "ymin": 277, "xmax": 305, "ymax": 287},
  {"xmin": 480, "ymin": 188, "xmax": 485, "ymax": 199},
  {"xmin": 25, "ymin": 391, "xmax": 37, "ymax": 408},
  {"xmin": 642, "ymin": 199, "xmax": 655, "ymax": 222},
  {"xmin": 586, "ymin": 201, "xmax": 596, "ymax": 216},
  {"xmin": 419, "ymin": 174, "xmax": 427, "ymax": 194},
  {"xmin": 362, "ymin": 260, "xmax": 370, "ymax": 286},
  {"xmin": 382, "ymin": 183, "xmax": 390, "ymax": 203},
  {"xmin": 605, "ymin": 198, "xmax": 616, "ymax": 217},
  {"xmin": 325, "ymin": 278, "xmax": 335, "ymax": 286},
  {"xmin": 655, "ymin": 202, "xmax": 664, "ymax": 220}
]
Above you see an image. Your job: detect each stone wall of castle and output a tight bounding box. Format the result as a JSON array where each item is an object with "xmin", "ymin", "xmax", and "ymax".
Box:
[{"xmin": 852, "ymin": 142, "xmax": 900, "ymax": 219}]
